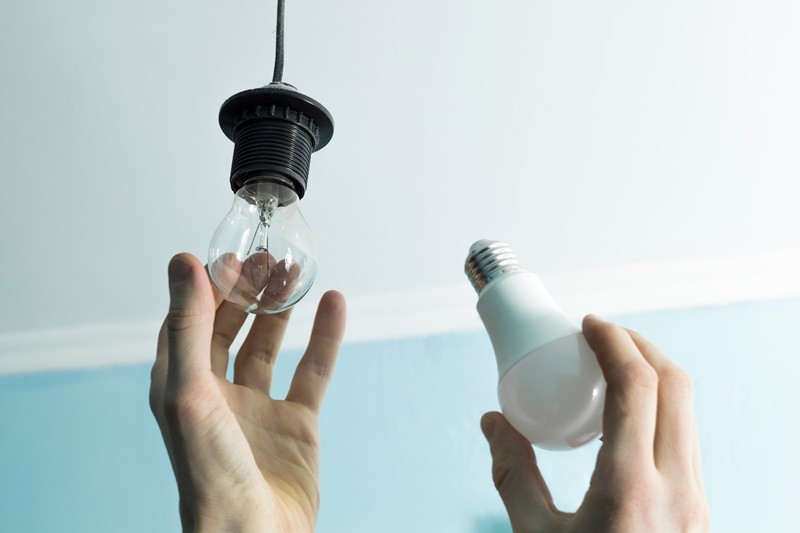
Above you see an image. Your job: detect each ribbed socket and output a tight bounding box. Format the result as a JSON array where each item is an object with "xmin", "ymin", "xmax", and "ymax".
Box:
[
  {"xmin": 465, "ymin": 240, "xmax": 521, "ymax": 294},
  {"xmin": 230, "ymin": 107, "xmax": 316, "ymax": 197}
]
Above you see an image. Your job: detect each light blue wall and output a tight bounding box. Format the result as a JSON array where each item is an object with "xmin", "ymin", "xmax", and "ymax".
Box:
[{"xmin": 2, "ymin": 298, "xmax": 799, "ymax": 532}]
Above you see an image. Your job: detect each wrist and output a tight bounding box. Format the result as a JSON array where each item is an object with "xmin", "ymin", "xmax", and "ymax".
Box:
[
  {"xmin": 193, "ymin": 513, "xmax": 272, "ymax": 533},
  {"xmin": 181, "ymin": 499, "xmax": 275, "ymax": 533}
]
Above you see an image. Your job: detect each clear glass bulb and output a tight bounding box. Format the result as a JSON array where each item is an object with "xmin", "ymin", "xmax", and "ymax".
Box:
[
  {"xmin": 466, "ymin": 240, "xmax": 606, "ymax": 450},
  {"xmin": 208, "ymin": 180, "xmax": 317, "ymax": 314}
]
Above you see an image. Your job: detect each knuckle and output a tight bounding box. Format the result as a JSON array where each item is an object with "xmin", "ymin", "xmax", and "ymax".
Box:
[
  {"xmin": 165, "ymin": 307, "xmax": 207, "ymax": 333},
  {"xmin": 600, "ymin": 455, "xmax": 659, "ymax": 493},
  {"xmin": 674, "ymin": 490, "xmax": 710, "ymax": 530},
  {"xmin": 491, "ymin": 457, "xmax": 514, "ymax": 494},
  {"xmin": 686, "ymin": 504, "xmax": 711, "ymax": 530},
  {"xmin": 148, "ymin": 388, "xmax": 161, "ymax": 418},
  {"xmin": 150, "ymin": 359, "xmax": 166, "ymax": 384},
  {"xmin": 298, "ymin": 357, "xmax": 333, "ymax": 382},
  {"xmin": 491, "ymin": 456, "xmax": 524, "ymax": 496},
  {"xmin": 615, "ymin": 361, "xmax": 659, "ymax": 391},
  {"xmin": 162, "ymin": 389, "xmax": 209, "ymax": 427},
  {"xmin": 212, "ymin": 328, "xmax": 237, "ymax": 349},
  {"xmin": 610, "ymin": 466, "xmax": 650, "ymax": 494},
  {"xmin": 594, "ymin": 480, "xmax": 658, "ymax": 527},
  {"xmin": 149, "ymin": 362, "xmax": 159, "ymax": 382},
  {"xmin": 149, "ymin": 362, "xmax": 167, "ymax": 417},
  {"xmin": 237, "ymin": 346, "xmax": 277, "ymax": 368},
  {"xmin": 660, "ymin": 366, "xmax": 694, "ymax": 397}
]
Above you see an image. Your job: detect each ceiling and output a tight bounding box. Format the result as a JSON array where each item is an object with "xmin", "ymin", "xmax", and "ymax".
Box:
[{"xmin": 1, "ymin": 0, "xmax": 798, "ymax": 336}]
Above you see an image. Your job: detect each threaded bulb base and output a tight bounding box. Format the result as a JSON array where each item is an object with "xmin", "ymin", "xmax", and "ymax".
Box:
[{"xmin": 464, "ymin": 240, "xmax": 521, "ymax": 294}]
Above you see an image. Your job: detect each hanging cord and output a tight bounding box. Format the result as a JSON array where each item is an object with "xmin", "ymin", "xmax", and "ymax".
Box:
[{"xmin": 272, "ymin": 0, "xmax": 285, "ymax": 82}]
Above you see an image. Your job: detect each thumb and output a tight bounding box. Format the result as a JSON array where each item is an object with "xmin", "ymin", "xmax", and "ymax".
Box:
[
  {"xmin": 166, "ymin": 253, "xmax": 215, "ymax": 386},
  {"xmin": 481, "ymin": 412, "xmax": 558, "ymax": 530}
]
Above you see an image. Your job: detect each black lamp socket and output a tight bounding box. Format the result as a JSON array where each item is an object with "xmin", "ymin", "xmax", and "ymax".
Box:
[{"xmin": 218, "ymin": 82, "xmax": 334, "ymax": 198}]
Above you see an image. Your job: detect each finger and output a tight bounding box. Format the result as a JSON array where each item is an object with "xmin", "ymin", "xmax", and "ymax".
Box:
[
  {"xmin": 286, "ymin": 291, "xmax": 346, "ymax": 413},
  {"xmin": 150, "ymin": 321, "xmax": 171, "ymax": 429},
  {"xmin": 207, "ymin": 252, "xmax": 248, "ymax": 379},
  {"xmin": 165, "ymin": 253, "xmax": 216, "ymax": 388},
  {"xmin": 259, "ymin": 259, "xmax": 302, "ymax": 310},
  {"xmin": 210, "ymin": 252, "xmax": 274, "ymax": 311},
  {"xmin": 207, "ymin": 253, "xmax": 242, "ymax": 306},
  {"xmin": 582, "ymin": 315, "xmax": 658, "ymax": 465},
  {"xmin": 233, "ymin": 309, "xmax": 292, "ymax": 393},
  {"xmin": 625, "ymin": 328, "xmax": 695, "ymax": 477},
  {"xmin": 210, "ymin": 300, "xmax": 247, "ymax": 377},
  {"xmin": 481, "ymin": 412, "xmax": 559, "ymax": 529},
  {"xmin": 240, "ymin": 251, "xmax": 274, "ymax": 304},
  {"xmin": 152, "ymin": 257, "xmax": 221, "ymax": 492},
  {"xmin": 150, "ymin": 321, "xmax": 179, "ymax": 465},
  {"xmin": 232, "ymin": 258, "xmax": 304, "ymax": 389},
  {"xmin": 205, "ymin": 260, "xmax": 228, "ymax": 308},
  {"xmin": 156, "ymin": 262, "xmax": 228, "ymax": 380},
  {"xmin": 154, "ymin": 318, "xmax": 169, "ymax": 384}
]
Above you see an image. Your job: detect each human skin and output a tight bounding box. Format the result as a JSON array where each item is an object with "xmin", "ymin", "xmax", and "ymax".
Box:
[
  {"xmin": 151, "ymin": 254, "xmax": 709, "ymax": 532},
  {"xmin": 481, "ymin": 315, "xmax": 711, "ymax": 532},
  {"xmin": 150, "ymin": 253, "xmax": 346, "ymax": 532}
]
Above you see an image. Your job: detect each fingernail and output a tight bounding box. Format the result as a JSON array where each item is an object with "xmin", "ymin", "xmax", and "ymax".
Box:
[
  {"xmin": 168, "ymin": 256, "xmax": 192, "ymax": 286},
  {"xmin": 480, "ymin": 414, "xmax": 495, "ymax": 439}
]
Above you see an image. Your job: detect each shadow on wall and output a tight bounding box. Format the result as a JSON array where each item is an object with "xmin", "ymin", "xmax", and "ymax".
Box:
[{"xmin": 473, "ymin": 515, "xmax": 512, "ymax": 533}]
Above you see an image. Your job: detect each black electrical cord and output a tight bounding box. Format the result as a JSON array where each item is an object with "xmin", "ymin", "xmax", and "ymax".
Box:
[{"xmin": 272, "ymin": 0, "xmax": 285, "ymax": 82}]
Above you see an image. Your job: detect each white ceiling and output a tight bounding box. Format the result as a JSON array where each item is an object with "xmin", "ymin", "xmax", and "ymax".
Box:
[{"xmin": 1, "ymin": 0, "xmax": 798, "ymax": 336}]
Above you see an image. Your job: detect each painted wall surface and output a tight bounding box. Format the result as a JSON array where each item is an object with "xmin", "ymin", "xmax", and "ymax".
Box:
[
  {"xmin": 2, "ymin": 0, "xmax": 800, "ymax": 334},
  {"xmin": 1, "ymin": 298, "xmax": 798, "ymax": 532}
]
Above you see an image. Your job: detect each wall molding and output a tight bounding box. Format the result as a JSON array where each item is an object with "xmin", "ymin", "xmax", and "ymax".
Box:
[{"xmin": 2, "ymin": 247, "xmax": 799, "ymax": 375}]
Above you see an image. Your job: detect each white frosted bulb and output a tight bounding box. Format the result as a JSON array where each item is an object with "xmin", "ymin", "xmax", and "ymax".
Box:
[
  {"xmin": 208, "ymin": 180, "xmax": 318, "ymax": 314},
  {"xmin": 465, "ymin": 240, "xmax": 606, "ymax": 450}
]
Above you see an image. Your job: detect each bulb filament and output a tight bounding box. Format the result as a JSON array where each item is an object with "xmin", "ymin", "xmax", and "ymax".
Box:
[{"xmin": 247, "ymin": 196, "xmax": 278, "ymax": 255}]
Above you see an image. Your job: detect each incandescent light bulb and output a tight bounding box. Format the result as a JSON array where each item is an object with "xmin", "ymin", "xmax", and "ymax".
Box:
[
  {"xmin": 204, "ymin": 1, "xmax": 334, "ymax": 314},
  {"xmin": 208, "ymin": 180, "xmax": 317, "ymax": 314},
  {"xmin": 465, "ymin": 240, "xmax": 606, "ymax": 450},
  {"xmin": 207, "ymin": 83, "xmax": 334, "ymax": 314}
]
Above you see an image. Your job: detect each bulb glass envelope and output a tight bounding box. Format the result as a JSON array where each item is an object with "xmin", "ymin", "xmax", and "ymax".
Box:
[
  {"xmin": 498, "ymin": 333, "xmax": 605, "ymax": 450},
  {"xmin": 208, "ymin": 180, "xmax": 318, "ymax": 314}
]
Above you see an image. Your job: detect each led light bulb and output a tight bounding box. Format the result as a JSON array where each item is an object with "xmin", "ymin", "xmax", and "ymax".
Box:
[
  {"xmin": 465, "ymin": 240, "xmax": 606, "ymax": 450},
  {"xmin": 208, "ymin": 180, "xmax": 317, "ymax": 314}
]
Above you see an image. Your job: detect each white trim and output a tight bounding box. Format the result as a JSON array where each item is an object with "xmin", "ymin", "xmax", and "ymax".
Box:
[{"xmin": 2, "ymin": 247, "xmax": 799, "ymax": 375}]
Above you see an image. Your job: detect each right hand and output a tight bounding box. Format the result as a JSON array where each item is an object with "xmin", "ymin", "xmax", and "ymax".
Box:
[{"xmin": 480, "ymin": 315, "xmax": 710, "ymax": 532}]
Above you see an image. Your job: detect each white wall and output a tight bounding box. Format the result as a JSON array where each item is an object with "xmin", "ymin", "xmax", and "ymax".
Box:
[{"xmin": 2, "ymin": 0, "xmax": 799, "ymax": 337}]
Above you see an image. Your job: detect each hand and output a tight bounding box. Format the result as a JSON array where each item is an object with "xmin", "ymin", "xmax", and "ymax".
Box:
[
  {"xmin": 481, "ymin": 315, "xmax": 710, "ymax": 532},
  {"xmin": 149, "ymin": 253, "xmax": 346, "ymax": 532}
]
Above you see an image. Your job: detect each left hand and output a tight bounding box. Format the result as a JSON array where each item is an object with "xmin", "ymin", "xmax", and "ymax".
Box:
[{"xmin": 149, "ymin": 253, "xmax": 346, "ymax": 532}]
